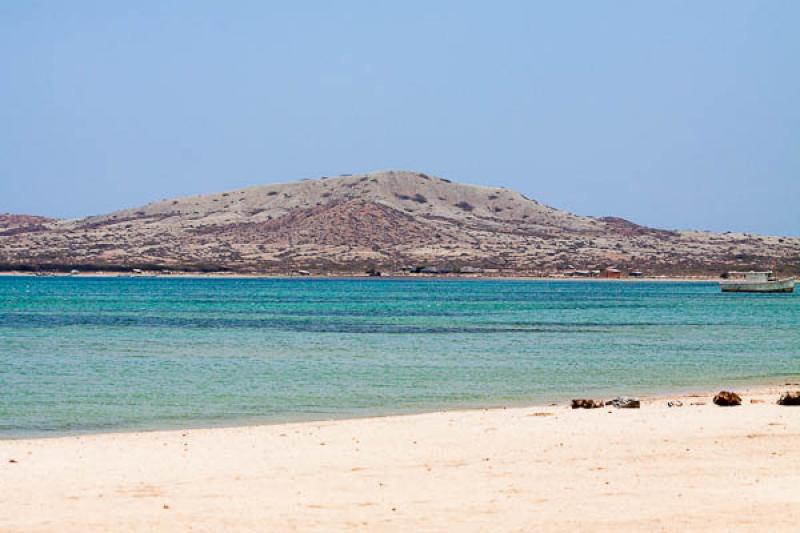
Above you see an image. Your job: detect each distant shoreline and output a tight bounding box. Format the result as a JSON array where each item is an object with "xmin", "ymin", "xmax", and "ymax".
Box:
[{"xmin": 0, "ymin": 271, "xmax": 721, "ymax": 282}]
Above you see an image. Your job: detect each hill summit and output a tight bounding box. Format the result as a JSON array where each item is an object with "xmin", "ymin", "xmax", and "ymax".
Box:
[{"xmin": 1, "ymin": 170, "xmax": 798, "ymax": 275}]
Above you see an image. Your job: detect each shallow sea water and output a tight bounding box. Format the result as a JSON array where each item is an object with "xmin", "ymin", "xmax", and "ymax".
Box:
[{"xmin": 1, "ymin": 276, "xmax": 798, "ymax": 437}]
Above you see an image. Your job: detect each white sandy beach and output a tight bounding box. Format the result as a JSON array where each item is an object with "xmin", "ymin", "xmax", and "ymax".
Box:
[{"xmin": 2, "ymin": 386, "xmax": 800, "ymax": 532}]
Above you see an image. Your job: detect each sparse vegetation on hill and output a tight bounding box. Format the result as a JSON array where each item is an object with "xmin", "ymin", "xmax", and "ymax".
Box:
[{"xmin": 1, "ymin": 171, "xmax": 798, "ymax": 275}]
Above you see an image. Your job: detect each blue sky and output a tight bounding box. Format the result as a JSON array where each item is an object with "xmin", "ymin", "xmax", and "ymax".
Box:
[{"xmin": 1, "ymin": 1, "xmax": 798, "ymax": 235}]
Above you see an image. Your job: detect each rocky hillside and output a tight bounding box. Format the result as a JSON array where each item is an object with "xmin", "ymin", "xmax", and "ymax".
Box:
[{"xmin": 1, "ymin": 171, "xmax": 798, "ymax": 275}]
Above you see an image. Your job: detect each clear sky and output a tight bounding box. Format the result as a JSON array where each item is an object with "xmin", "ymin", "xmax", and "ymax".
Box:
[{"xmin": 1, "ymin": 1, "xmax": 798, "ymax": 235}]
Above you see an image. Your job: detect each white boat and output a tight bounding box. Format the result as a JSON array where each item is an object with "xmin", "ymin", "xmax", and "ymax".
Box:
[{"xmin": 720, "ymin": 271, "xmax": 795, "ymax": 293}]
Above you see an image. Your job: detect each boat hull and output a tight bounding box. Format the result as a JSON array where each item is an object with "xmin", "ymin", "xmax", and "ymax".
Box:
[{"xmin": 720, "ymin": 277, "xmax": 796, "ymax": 293}]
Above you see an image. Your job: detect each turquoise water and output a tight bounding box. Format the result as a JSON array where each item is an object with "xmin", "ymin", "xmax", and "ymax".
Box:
[{"xmin": 1, "ymin": 276, "xmax": 798, "ymax": 437}]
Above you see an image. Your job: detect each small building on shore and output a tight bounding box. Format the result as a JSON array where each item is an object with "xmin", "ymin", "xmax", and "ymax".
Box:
[{"xmin": 600, "ymin": 267, "xmax": 622, "ymax": 279}]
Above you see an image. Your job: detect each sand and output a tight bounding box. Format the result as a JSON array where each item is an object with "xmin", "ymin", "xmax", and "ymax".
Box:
[{"xmin": 2, "ymin": 387, "xmax": 800, "ymax": 532}]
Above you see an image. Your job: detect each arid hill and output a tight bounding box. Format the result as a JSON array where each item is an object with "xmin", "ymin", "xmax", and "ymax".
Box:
[{"xmin": 1, "ymin": 170, "xmax": 798, "ymax": 275}]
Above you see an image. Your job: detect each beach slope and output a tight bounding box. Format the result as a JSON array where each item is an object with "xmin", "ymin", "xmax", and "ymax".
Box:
[{"xmin": 2, "ymin": 390, "xmax": 800, "ymax": 532}]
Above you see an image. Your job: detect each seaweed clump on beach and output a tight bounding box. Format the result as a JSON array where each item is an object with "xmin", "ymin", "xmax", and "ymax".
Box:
[
  {"xmin": 606, "ymin": 396, "xmax": 640, "ymax": 409},
  {"xmin": 777, "ymin": 391, "xmax": 800, "ymax": 406},
  {"xmin": 571, "ymin": 399, "xmax": 604, "ymax": 409},
  {"xmin": 713, "ymin": 391, "xmax": 742, "ymax": 406}
]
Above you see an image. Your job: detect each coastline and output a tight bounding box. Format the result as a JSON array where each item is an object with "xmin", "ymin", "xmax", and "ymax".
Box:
[
  {"xmin": 3, "ymin": 382, "xmax": 800, "ymax": 531},
  {"xmin": 5, "ymin": 375, "xmax": 798, "ymax": 441},
  {"xmin": 0, "ymin": 271, "xmax": 721, "ymax": 282}
]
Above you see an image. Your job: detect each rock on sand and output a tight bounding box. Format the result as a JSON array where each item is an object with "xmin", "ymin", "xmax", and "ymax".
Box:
[
  {"xmin": 713, "ymin": 391, "xmax": 742, "ymax": 406},
  {"xmin": 571, "ymin": 399, "xmax": 604, "ymax": 409},
  {"xmin": 777, "ymin": 391, "xmax": 800, "ymax": 406}
]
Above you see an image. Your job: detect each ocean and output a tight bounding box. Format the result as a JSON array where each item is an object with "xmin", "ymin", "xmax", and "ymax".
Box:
[{"xmin": 1, "ymin": 276, "xmax": 798, "ymax": 437}]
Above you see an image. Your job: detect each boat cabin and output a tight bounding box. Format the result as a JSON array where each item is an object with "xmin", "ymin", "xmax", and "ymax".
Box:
[{"xmin": 724, "ymin": 271, "xmax": 775, "ymax": 282}]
